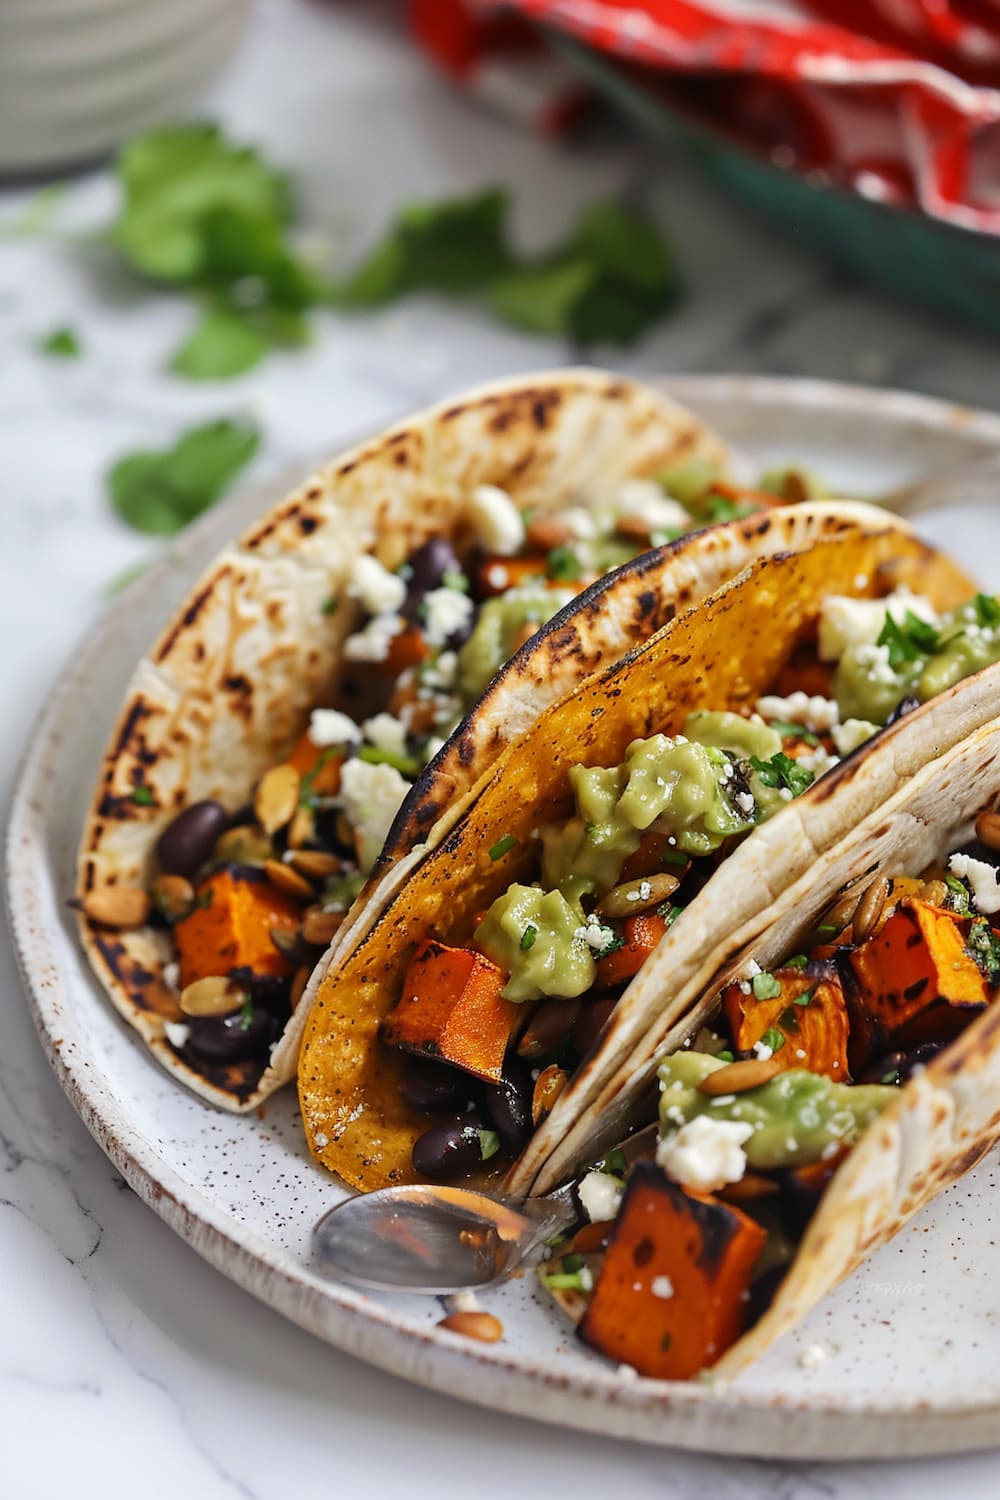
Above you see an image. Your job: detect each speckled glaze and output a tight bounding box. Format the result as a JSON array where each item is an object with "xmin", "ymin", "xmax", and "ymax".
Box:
[{"xmin": 9, "ymin": 377, "xmax": 1000, "ymax": 1459}]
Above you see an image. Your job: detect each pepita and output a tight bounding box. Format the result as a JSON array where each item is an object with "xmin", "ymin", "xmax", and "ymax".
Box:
[
  {"xmin": 596, "ymin": 872, "xmax": 679, "ymax": 920},
  {"xmin": 263, "ymin": 859, "xmax": 315, "ymax": 902},
  {"xmin": 81, "ymin": 885, "xmax": 151, "ymax": 929},
  {"xmin": 254, "ymin": 763, "xmax": 301, "ymax": 834},
  {"xmin": 179, "ymin": 976, "xmax": 244, "ymax": 1017}
]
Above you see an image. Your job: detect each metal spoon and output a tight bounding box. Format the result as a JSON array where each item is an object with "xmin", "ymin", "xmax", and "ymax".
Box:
[{"xmin": 312, "ymin": 1123, "xmax": 658, "ymax": 1294}]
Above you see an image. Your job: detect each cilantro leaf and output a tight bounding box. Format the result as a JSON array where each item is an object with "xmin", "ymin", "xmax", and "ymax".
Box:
[
  {"xmin": 38, "ymin": 325, "xmax": 82, "ymax": 357},
  {"xmin": 760, "ymin": 1027, "xmax": 786, "ymax": 1053},
  {"xmin": 546, "ymin": 544, "xmax": 581, "ymax": 581},
  {"xmin": 108, "ymin": 417, "xmax": 259, "ymax": 535},
  {"xmin": 876, "ymin": 610, "xmax": 938, "ymax": 668},
  {"xmin": 490, "ymin": 258, "xmax": 597, "ymax": 336},
  {"xmin": 973, "ymin": 593, "xmax": 1000, "ymax": 628},
  {"xmin": 478, "ymin": 1128, "xmax": 501, "ymax": 1162},
  {"xmin": 968, "ymin": 917, "xmax": 1000, "ymax": 978},
  {"xmin": 334, "ymin": 188, "xmax": 512, "ymax": 306},
  {"xmin": 750, "ymin": 752, "xmax": 815, "ymax": 798},
  {"xmin": 169, "ymin": 305, "xmax": 269, "ymax": 379},
  {"xmin": 768, "ymin": 720, "xmax": 819, "ymax": 747}
]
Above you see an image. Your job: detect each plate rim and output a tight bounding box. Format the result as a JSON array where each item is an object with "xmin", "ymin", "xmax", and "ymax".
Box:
[{"xmin": 9, "ymin": 373, "xmax": 1000, "ymax": 1460}]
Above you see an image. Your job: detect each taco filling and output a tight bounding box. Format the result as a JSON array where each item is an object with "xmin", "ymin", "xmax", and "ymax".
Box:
[
  {"xmin": 134, "ymin": 462, "xmax": 793, "ymax": 1079},
  {"xmin": 542, "ymin": 827, "xmax": 1000, "ymax": 1381},
  {"xmin": 378, "ymin": 587, "xmax": 1000, "ymax": 1182}
]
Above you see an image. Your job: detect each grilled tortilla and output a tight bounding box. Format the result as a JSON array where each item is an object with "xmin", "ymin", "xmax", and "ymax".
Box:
[{"xmin": 297, "ymin": 529, "xmax": 981, "ymax": 1191}]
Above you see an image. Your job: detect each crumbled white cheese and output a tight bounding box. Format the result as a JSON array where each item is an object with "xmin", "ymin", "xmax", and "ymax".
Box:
[
  {"xmin": 361, "ymin": 712, "xmax": 408, "ymax": 758},
  {"xmin": 343, "ymin": 612, "xmax": 404, "ymax": 663},
  {"xmin": 832, "ymin": 718, "xmax": 878, "ymax": 756},
  {"xmin": 949, "ymin": 853, "xmax": 1000, "ymax": 914},
  {"xmin": 650, "ymin": 1275, "xmax": 674, "ymax": 1300},
  {"xmin": 753, "ymin": 1039, "xmax": 774, "ymax": 1061},
  {"xmin": 615, "ymin": 479, "xmax": 689, "ymax": 532},
  {"xmin": 626, "ymin": 881, "xmax": 653, "ymax": 903},
  {"xmin": 314, "ymin": 1132, "xmax": 329, "ymax": 1149},
  {"xmin": 447, "ymin": 1290, "xmax": 482, "ymax": 1314},
  {"xmin": 309, "ymin": 707, "xmax": 362, "ymax": 747},
  {"xmin": 574, "ymin": 913, "xmax": 616, "ymax": 951},
  {"xmin": 422, "ymin": 586, "xmax": 474, "ymax": 647},
  {"xmin": 421, "ymin": 650, "xmax": 458, "ymax": 690},
  {"xmin": 854, "ymin": 642, "xmax": 897, "ymax": 686},
  {"xmin": 578, "ymin": 1171, "xmax": 624, "ymax": 1223},
  {"xmin": 796, "ymin": 745, "xmax": 839, "ymax": 777},
  {"xmin": 468, "ymin": 484, "xmax": 524, "ymax": 556},
  {"xmin": 164, "ymin": 1021, "xmax": 190, "ymax": 1049},
  {"xmin": 338, "ymin": 758, "xmax": 409, "ymax": 872},
  {"xmin": 561, "ymin": 505, "xmax": 597, "ymax": 539},
  {"xmin": 656, "ymin": 1116, "xmax": 754, "ymax": 1192},
  {"xmin": 616, "ymin": 1362, "xmax": 639, "ymax": 1383},
  {"xmin": 798, "ymin": 1343, "xmax": 828, "ymax": 1370},
  {"xmin": 756, "ymin": 691, "xmax": 840, "ymax": 732},
  {"xmin": 162, "ymin": 961, "xmax": 179, "ymax": 992},
  {"xmin": 818, "ymin": 589, "xmax": 937, "ymax": 661},
  {"xmin": 423, "ymin": 735, "xmax": 446, "ymax": 761},
  {"xmin": 746, "ymin": 958, "xmax": 762, "ymax": 976},
  {"xmin": 734, "ymin": 790, "xmax": 756, "ymax": 815},
  {"xmin": 349, "ymin": 554, "xmax": 407, "ymax": 616}
]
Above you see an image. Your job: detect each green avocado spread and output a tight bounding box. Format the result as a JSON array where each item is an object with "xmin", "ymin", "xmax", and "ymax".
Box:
[
  {"xmin": 657, "ymin": 1051, "xmax": 896, "ymax": 1169},
  {"xmin": 458, "ymin": 585, "xmax": 575, "ymax": 704},
  {"xmin": 834, "ymin": 594, "xmax": 1000, "ymax": 725},
  {"xmin": 474, "ymin": 711, "xmax": 801, "ymax": 1003}
]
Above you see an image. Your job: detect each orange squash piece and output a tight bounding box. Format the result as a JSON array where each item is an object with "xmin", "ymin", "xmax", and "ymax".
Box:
[
  {"xmin": 595, "ymin": 913, "xmax": 668, "ymax": 991},
  {"xmin": 721, "ymin": 960, "xmax": 851, "ymax": 1081},
  {"xmin": 174, "ymin": 868, "xmax": 302, "ymax": 988},
  {"xmin": 773, "ymin": 644, "xmax": 834, "ymax": 700},
  {"xmin": 382, "ymin": 940, "xmax": 518, "ymax": 1083},
  {"xmin": 847, "ymin": 898, "xmax": 988, "ymax": 1068},
  {"xmin": 579, "ymin": 1164, "xmax": 767, "ymax": 1380},
  {"xmin": 383, "ymin": 623, "xmax": 431, "ymax": 676}
]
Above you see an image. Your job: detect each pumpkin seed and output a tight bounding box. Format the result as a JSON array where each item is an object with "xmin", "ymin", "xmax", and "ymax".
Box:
[
  {"xmin": 81, "ymin": 886, "xmax": 151, "ymax": 929},
  {"xmin": 696, "ymin": 1056, "xmax": 783, "ymax": 1096},
  {"xmin": 596, "ymin": 872, "xmax": 679, "ymax": 920},
  {"xmin": 151, "ymin": 874, "xmax": 195, "ymax": 922},
  {"xmin": 288, "ymin": 849, "xmax": 343, "ymax": 881},
  {"xmin": 531, "ymin": 1064, "xmax": 568, "ymax": 1125},
  {"xmin": 852, "ymin": 875, "xmax": 890, "ymax": 945},
  {"xmin": 286, "ymin": 805, "xmax": 316, "ymax": 849},
  {"xmin": 301, "ymin": 904, "xmax": 344, "ymax": 946},
  {"xmin": 214, "ymin": 825, "xmax": 273, "ymax": 866},
  {"xmin": 436, "ymin": 1311, "xmax": 504, "ymax": 1344},
  {"xmin": 179, "ymin": 976, "xmax": 244, "ymax": 1017},
  {"xmin": 254, "ymin": 763, "xmax": 300, "ymax": 834},
  {"xmin": 263, "ymin": 859, "xmax": 314, "ymax": 902}
]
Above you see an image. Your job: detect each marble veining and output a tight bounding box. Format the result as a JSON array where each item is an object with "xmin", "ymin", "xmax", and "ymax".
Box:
[{"xmin": 3, "ymin": 0, "xmax": 1000, "ymax": 1494}]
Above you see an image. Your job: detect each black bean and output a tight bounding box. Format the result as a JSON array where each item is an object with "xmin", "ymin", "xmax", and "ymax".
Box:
[
  {"xmin": 401, "ymin": 538, "xmax": 463, "ymax": 621},
  {"xmin": 402, "ymin": 1057, "xmax": 469, "ymax": 1113},
  {"xmin": 412, "ymin": 1113, "xmax": 487, "ymax": 1179},
  {"xmin": 483, "ymin": 1058, "xmax": 533, "ymax": 1149},
  {"xmin": 184, "ymin": 1006, "xmax": 281, "ymax": 1065},
  {"xmin": 572, "ymin": 997, "xmax": 618, "ymax": 1060},
  {"xmin": 156, "ymin": 800, "xmax": 230, "ymax": 877}
]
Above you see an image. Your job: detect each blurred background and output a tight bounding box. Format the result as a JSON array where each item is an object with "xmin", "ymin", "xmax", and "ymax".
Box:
[{"xmin": 2, "ymin": 0, "xmax": 1000, "ymax": 735}]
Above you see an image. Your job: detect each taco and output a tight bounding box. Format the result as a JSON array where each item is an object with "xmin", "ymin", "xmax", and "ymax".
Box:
[
  {"xmin": 75, "ymin": 369, "xmax": 770, "ymax": 1111},
  {"xmin": 297, "ymin": 531, "xmax": 1000, "ymax": 1193},
  {"xmin": 541, "ymin": 713, "xmax": 1000, "ymax": 1381}
]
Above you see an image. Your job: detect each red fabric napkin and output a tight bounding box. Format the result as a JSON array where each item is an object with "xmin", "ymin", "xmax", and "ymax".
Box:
[{"xmin": 407, "ymin": 0, "xmax": 1000, "ymax": 234}]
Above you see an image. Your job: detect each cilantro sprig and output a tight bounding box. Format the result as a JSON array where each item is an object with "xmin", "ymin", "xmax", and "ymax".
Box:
[
  {"xmin": 877, "ymin": 610, "xmax": 940, "ymax": 669},
  {"xmin": 108, "ymin": 417, "xmax": 259, "ymax": 535},
  {"xmin": 749, "ymin": 752, "xmax": 816, "ymax": 798}
]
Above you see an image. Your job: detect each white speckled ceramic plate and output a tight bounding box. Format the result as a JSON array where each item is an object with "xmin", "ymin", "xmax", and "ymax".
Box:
[{"xmin": 9, "ymin": 377, "xmax": 1000, "ymax": 1460}]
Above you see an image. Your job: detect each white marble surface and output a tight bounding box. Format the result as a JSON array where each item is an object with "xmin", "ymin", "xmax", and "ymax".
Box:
[{"xmin": 2, "ymin": 1, "xmax": 1000, "ymax": 1495}]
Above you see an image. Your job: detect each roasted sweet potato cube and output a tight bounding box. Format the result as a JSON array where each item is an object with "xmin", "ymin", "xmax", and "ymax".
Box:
[
  {"xmin": 174, "ymin": 867, "xmax": 302, "ymax": 988},
  {"xmin": 722, "ymin": 960, "xmax": 850, "ymax": 1081},
  {"xmin": 595, "ymin": 914, "xmax": 668, "ymax": 991},
  {"xmin": 382, "ymin": 940, "xmax": 517, "ymax": 1083},
  {"xmin": 846, "ymin": 899, "xmax": 988, "ymax": 1070},
  {"xmin": 579, "ymin": 1164, "xmax": 767, "ymax": 1380}
]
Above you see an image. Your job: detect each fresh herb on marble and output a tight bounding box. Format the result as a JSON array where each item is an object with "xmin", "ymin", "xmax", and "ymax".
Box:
[
  {"xmin": 108, "ymin": 417, "xmax": 259, "ymax": 535},
  {"xmin": 110, "ymin": 123, "xmax": 328, "ymax": 379},
  {"xmin": 37, "ymin": 326, "xmax": 82, "ymax": 358},
  {"xmin": 334, "ymin": 190, "xmax": 678, "ymax": 344}
]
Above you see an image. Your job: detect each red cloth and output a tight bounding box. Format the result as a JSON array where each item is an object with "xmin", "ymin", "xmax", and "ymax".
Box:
[{"xmin": 408, "ymin": 0, "xmax": 1000, "ymax": 234}]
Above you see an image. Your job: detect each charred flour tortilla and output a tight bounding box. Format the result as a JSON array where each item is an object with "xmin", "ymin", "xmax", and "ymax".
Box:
[
  {"xmin": 77, "ymin": 370, "xmax": 733, "ymax": 1110},
  {"xmin": 541, "ymin": 706, "xmax": 1000, "ymax": 1383},
  {"xmin": 297, "ymin": 530, "xmax": 979, "ymax": 1192}
]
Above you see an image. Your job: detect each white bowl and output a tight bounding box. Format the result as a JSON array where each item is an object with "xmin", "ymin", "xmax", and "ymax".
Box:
[{"xmin": 0, "ymin": 0, "xmax": 252, "ymax": 174}]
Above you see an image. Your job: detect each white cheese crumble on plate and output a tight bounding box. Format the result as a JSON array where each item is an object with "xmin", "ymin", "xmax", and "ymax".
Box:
[{"xmin": 656, "ymin": 1115, "xmax": 754, "ymax": 1192}]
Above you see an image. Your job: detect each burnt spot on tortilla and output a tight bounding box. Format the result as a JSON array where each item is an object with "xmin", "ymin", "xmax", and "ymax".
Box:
[
  {"xmin": 94, "ymin": 937, "xmax": 182, "ymax": 1021},
  {"xmin": 299, "ymin": 516, "xmax": 318, "ymax": 535},
  {"xmin": 457, "ymin": 734, "xmax": 476, "ymax": 767},
  {"xmin": 156, "ymin": 577, "xmax": 220, "ymax": 660}
]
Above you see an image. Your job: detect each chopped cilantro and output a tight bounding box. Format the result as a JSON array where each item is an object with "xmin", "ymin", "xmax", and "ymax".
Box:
[
  {"xmin": 768, "ymin": 720, "xmax": 819, "ymax": 747},
  {"xmin": 488, "ymin": 834, "xmax": 518, "ymax": 861},
  {"xmin": 716, "ymin": 1050, "xmax": 735, "ymax": 1063},
  {"xmin": 880, "ymin": 1068, "xmax": 900, "ymax": 1085},
  {"xmin": 973, "ymin": 593, "xmax": 1000, "ymax": 628},
  {"xmin": 595, "ymin": 931, "xmax": 625, "ymax": 960},
  {"xmin": 195, "ymin": 887, "xmax": 214, "ymax": 910},
  {"xmin": 760, "ymin": 1027, "xmax": 786, "ymax": 1053},
  {"xmin": 442, "ymin": 570, "xmax": 469, "ymax": 593},
  {"xmin": 561, "ymin": 1253, "xmax": 585, "ymax": 1274},
  {"xmin": 785, "ymin": 953, "xmax": 809, "ymax": 969},
  {"xmin": 944, "ymin": 873, "xmax": 973, "ymax": 915},
  {"xmin": 594, "ymin": 1147, "xmax": 627, "ymax": 1177},
  {"xmin": 38, "ymin": 325, "xmax": 82, "ymax": 358},
  {"xmin": 130, "ymin": 785, "xmax": 154, "ymax": 806},
  {"xmin": 107, "ymin": 416, "xmax": 259, "ymax": 535},
  {"xmin": 478, "ymin": 1128, "xmax": 500, "ymax": 1162},
  {"xmin": 238, "ymin": 998, "xmax": 255, "ymax": 1032},
  {"xmin": 657, "ymin": 903, "xmax": 684, "ymax": 925},
  {"xmin": 321, "ymin": 596, "xmax": 339, "ymax": 615},
  {"xmin": 750, "ymin": 751, "xmax": 816, "ymax": 798},
  {"xmin": 520, "ymin": 924, "xmax": 538, "ymax": 952},
  {"xmin": 751, "ymin": 971, "xmax": 782, "ymax": 1000},
  {"xmin": 793, "ymin": 988, "xmax": 815, "ymax": 1006},
  {"xmin": 540, "ymin": 1269, "xmax": 591, "ymax": 1291},
  {"xmin": 700, "ymin": 493, "xmax": 756, "ymax": 523},
  {"xmin": 968, "ymin": 917, "xmax": 1000, "ymax": 978},
  {"xmin": 815, "ymin": 923, "xmax": 838, "ymax": 938},
  {"xmin": 546, "ymin": 545, "xmax": 581, "ymax": 582},
  {"xmin": 661, "ymin": 848, "xmax": 688, "ymax": 868},
  {"xmin": 876, "ymin": 610, "xmax": 939, "ymax": 668}
]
